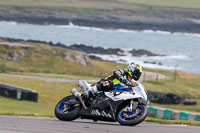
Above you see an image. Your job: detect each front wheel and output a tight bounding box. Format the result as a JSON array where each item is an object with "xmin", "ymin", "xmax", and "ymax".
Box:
[
  {"xmin": 54, "ymin": 95, "xmax": 81, "ymax": 121},
  {"xmin": 117, "ymin": 104, "xmax": 148, "ymax": 126}
]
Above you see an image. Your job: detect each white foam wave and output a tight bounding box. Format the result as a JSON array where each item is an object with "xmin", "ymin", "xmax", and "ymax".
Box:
[
  {"xmin": 89, "ymin": 53, "xmax": 176, "ymax": 70},
  {"xmin": 56, "ymin": 22, "xmax": 105, "ymax": 31},
  {"xmin": 0, "ymin": 21, "xmax": 18, "ymax": 25},
  {"xmin": 143, "ymin": 30, "xmax": 200, "ymax": 37},
  {"xmin": 53, "ymin": 22, "xmax": 200, "ymax": 37},
  {"xmin": 1, "ymin": 21, "xmax": 200, "ymax": 38},
  {"xmin": 148, "ymin": 54, "xmax": 190, "ymax": 61},
  {"xmin": 172, "ymin": 32, "xmax": 200, "ymax": 37},
  {"xmin": 143, "ymin": 30, "xmax": 171, "ymax": 35},
  {"xmin": 57, "ymin": 22, "xmax": 200, "ymax": 38},
  {"xmin": 115, "ymin": 29, "xmax": 137, "ymax": 33}
]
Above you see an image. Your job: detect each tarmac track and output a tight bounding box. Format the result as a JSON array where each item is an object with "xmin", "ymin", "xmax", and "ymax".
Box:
[{"xmin": 0, "ymin": 115, "xmax": 199, "ymax": 133}]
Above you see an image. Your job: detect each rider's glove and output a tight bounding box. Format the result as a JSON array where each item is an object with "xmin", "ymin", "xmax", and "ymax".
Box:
[
  {"xmin": 125, "ymin": 80, "xmax": 133, "ymax": 86},
  {"xmin": 119, "ymin": 77, "xmax": 126, "ymax": 83},
  {"xmin": 119, "ymin": 77, "xmax": 133, "ymax": 86}
]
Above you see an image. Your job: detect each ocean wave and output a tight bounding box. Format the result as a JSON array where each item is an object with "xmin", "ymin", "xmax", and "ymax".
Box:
[
  {"xmin": 1, "ymin": 21, "xmax": 200, "ymax": 38},
  {"xmin": 143, "ymin": 30, "xmax": 171, "ymax": 35},
  {"xmin": 56, "ymin": 22, "xmax": 105, "ymax": 31},
  {"xmin": 143, "ymin": 30, "xmax": 200, "ymax": 38},
  {"xmin": 172, "ymin": 32, "xmax": 200, "ymax": 38},
  {"xmin": 147, "ymin": 54, "xmax": 191, "ymax": 61},
  {"xmin": 89, "ymin": 53, "xmax": 176, "ymax": 70},
  {"xmin": 62, "ymin": 22, "xmax": 200, "ymax": 37},
  {"xmin": 0, "ymin": 21, "xmax": 18, "ymax": 25}
]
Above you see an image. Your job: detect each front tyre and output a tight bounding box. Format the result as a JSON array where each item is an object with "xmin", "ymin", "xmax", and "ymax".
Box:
[
  {"xmin": 54, "ymin": 96, "xmax": 81, "ymax": 121},
  {"xmin": 117, "ymin": 104, "xmax": 148, "ymax": 126}
]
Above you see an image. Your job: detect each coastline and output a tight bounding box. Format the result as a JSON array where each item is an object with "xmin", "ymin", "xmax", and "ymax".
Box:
[
  {"xmin": 0, "ymin": 37, "xmax": 189, "ymax": 73},
  {"xmin": 1, "ymin": 15, "xmax": 200, "ymax": 34},
  {"xmin": 0, "ymin": 18, "xmax": 199, "ymax": 74}
]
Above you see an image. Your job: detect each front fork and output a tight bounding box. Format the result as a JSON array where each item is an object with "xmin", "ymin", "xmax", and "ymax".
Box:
[{"xmin": 123, "ymin": 99, "xmax": 138, "ymax": 112}]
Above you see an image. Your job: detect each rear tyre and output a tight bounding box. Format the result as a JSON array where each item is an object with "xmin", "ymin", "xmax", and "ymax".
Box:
[
  {"xmin": 117, "ymin": 104, "xmax": 148, "ymax": 126},
  {"xmin": 54, "ymin": 96, "xmax": 81, "ymax": 121}
]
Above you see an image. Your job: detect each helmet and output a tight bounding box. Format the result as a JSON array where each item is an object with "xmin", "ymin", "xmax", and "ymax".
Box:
[{"xmin": 127, "ymin": 62, "xmax": 142, "ymax": 81}]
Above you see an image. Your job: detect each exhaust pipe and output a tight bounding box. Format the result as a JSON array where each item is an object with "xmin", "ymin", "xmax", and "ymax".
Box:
[{"xmin": 70, "ymin": 88, "xmax": 87, "ymax": 109}]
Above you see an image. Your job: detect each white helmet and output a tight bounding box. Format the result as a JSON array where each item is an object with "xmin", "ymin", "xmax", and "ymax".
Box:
[{"xmin": 127, "ymin": 62, "xmax": 142, "ymax": 80}]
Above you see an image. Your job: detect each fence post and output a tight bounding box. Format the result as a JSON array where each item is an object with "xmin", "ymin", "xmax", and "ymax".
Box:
[
  {"xmin": 174, "ymin": 64, "xmax": 179, "ymax": 82},
  {"xmin": 64, "ymin": 66, "xmax": 67, "ymax": 74},
  {"xmin": 93, "ymin": 67, "xmax": 96, "ymax": 76},
  {"xmin": 156, "ymin": 74, "xmax": 159, "ymax": 81}
]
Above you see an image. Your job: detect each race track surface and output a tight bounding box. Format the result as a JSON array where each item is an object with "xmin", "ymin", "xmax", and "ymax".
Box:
[{"xmin": 0, "ymin": 115, "xmax": 199, "ymax": 133}]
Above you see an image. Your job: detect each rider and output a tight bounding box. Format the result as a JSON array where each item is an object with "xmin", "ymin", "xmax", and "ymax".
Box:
[{"xmin": 86, "ymin": 62, "xmax": 143, "ymax": 96}]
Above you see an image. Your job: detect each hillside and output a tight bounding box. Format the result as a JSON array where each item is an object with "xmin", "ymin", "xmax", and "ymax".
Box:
[
  {"xmin": 0, "ymin": 38, "xmax": 129, "ymax": 77},
  {"xmin": 0, "ymin": 0, "xmax": 200, "ymax": 33},
  {"xmin": 0, "ymin": 38, "xmax": 94, "ymax": 75},
  {"xmin": 0, "ymin": 38, "xmax": 200, "ymax": 115},
  {"xmin": 0, "ymin": 64, "xmax": 200, "ymax": 116}
]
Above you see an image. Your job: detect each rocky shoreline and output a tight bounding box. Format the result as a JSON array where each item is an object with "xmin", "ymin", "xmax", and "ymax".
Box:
[
  {"xmin": 0, "ymin": 37, "xmax": 161, "ymax": 57},
  {"xmin": 1, "ymin": 2, "xmax": 200, "ymax": 34},
  {"xmin": 1, "ymin": 15, "xmax": 200, "ymax": 34},
  {"xmin": 0, "ymin": 37, "xmax": 163, "ymax": 65}
]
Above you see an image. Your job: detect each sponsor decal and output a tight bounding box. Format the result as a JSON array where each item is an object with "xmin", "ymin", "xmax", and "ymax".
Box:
[
  {"xmin": 107, "ymin": 92, "xmax": 123, "ymax": 97},
  {"xmin": 114, "ymin": 97, "xmax": 121, "ymax": 100},
  {"xmin": 91, "ymin": 109, "xmax": 112, "ymax": 118}
]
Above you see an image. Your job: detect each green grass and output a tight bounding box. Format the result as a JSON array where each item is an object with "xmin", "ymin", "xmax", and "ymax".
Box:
[
  {"xmin": 145, "ymin": 117, "xmax": 200, "ymax": 126},
  {"xmin": 0, "ymin": 75, "xmax": 76, "ymax": 116},
  {"xmin": 0, "ymin": 39, "xmax": 121, "ymax": 77},
  {"xmin": 0, "ymin": 68, "xmax": 200, "ymax": 116},
  {"xmin": 1, "ymin": 0, "xmax": 200, "ymax": 26},
  {"xmin": 1, "ymin": 39, "xmax": 200, "ymax": 114},
  {"xmin": 1, "ymin": 0, "xmax": 200, "ymax": 9},
  {"xmin": 1, "ymin": 0, "xmax": 200, "ymax": 18},
  {"xmin": 144, "ymin": 70, "xmax": 200, "ymax": 113},
  {"xmin": 143, "ymin": 70, "xmax": 200, "ymax": 98},
  {"xmin": 118, "ymin": 0, "xmax": 200, "ymax": 8},
  {"xmin": 0, "ymin": 69, "xmax": 200, "ymax": 125},
  {"xmin": 0, "ymin": 39, "xmax": 200, "ymax": 125},
  {"xmin": 0, "ymin": 0, "xmax": 130, "ymax": 10},
  {"xmin": 12, "ymin": 72, "xmax": 100, "ymax": 81}
]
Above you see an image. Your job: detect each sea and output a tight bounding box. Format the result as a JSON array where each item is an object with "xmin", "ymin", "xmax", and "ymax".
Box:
[{"xmin": 0, "ymin": 21, "xmax": 199, "ymax": 74}]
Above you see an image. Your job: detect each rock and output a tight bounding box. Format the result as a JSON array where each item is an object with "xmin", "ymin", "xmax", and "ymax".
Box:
[
  {"xmin": 118, "ymin": 59, "xmax": 126, "ymax": 62},
  {"xmin": 144, "ymin": 61, "xmax": 162, "ymax": 65},
  {"xmin": 144, "ymin": 61, "xmax": 157, "ymax": 64},
  {"xmin": 64, "ymin": 51, "xmax": 91, "ymax": 66},
  {"xmin": 0, "ymin": 38, "xmax": 91, "ymax": 66},
  {"xmin": 0, "ymin": 50, "xmax": 28, "ymax": 61},
  {"xmin": 129, "ymin": 49, "xmax": 162, "ymax": 57},
  {"xmin": 66, "ymin": 44, "xmax": 124, "ymax": 55},
  {"xmin": 88, "ymin": 55, "xmax": 103, "ymax": 61}
]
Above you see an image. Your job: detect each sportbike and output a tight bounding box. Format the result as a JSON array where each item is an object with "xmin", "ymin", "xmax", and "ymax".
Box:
[{"xmin": 54, "ymin": 79, "xmax": 149, "ymax": 126}]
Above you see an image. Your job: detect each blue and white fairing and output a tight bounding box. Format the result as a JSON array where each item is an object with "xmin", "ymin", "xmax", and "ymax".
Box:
[{"xmin": 104, "ymin": 81, "xmax": 148, "ymax": 102}]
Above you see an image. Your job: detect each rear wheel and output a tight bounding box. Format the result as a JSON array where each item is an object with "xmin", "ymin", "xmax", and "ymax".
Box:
[
  {"xmin": 54, "ymin": 96, "xmax": 81, "ymax": 121},
  {"xmin": 117, "ymin": 104, "xmax": 148, "ymax": 126}
]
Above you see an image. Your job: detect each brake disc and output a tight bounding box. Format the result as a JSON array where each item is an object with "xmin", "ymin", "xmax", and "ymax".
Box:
[{"xmin": 122, "ymin": 108, "xmax": 141, "ymax": 118}]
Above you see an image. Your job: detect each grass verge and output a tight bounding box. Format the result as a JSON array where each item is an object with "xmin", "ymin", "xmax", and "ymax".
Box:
[
  {"xmin": 0, "ymin": 75, "xmax": 76, "ymax": 116},
  {"xmin": 0, "ymin": 73, "xmax": 200, "ymax": 125},
  {"xmin": 145, "ymin": 117, "xmax": 200, "ymax": 126}
]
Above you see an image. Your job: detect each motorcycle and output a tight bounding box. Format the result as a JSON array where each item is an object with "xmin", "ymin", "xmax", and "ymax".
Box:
[{"xmin": 54, "ymin": 79, "xmax": 149, "ymax": 126}]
